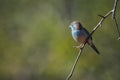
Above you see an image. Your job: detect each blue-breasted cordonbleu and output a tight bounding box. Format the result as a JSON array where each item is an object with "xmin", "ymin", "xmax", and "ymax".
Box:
[{"xmin": 69, "ymin": 21, "xmax": 100, "ymax": 54}]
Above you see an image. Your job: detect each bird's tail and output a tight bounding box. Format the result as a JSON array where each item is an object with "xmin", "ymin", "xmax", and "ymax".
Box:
[{"xmin": 90, "ymin": 44, "xmax": 100, "ymax": 54}]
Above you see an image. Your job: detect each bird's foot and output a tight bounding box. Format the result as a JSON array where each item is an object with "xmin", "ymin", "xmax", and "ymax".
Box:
[
  {"xmin": 73, "ymin": 46, "xmax": 80, "ymax": 48},
  {"xmin": 73, "ymin": 44, "xmax": 84, "ymax": 49},
  {"xmin": 118, "ymin": 37, "xmax": 120, "ymax": 40}
]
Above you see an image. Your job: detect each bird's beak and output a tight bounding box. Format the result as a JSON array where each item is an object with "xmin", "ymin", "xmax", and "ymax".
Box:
[{"xmin": 69, "ymin": 25, "xmax": 71, "ymax": 29}]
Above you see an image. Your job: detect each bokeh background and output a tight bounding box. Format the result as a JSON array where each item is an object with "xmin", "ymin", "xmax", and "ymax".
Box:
[{"xmin": 0, "ymin": 0, "xmax": 120, "ymax": 80}]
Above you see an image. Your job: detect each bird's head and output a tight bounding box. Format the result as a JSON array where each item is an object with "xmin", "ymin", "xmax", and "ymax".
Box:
[{"xmin": 69, "ymin": 21, "xmax": 82, "ymax": 31}]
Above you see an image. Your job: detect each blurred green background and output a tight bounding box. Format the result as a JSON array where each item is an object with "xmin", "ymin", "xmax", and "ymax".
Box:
[{"xmin": 0, "ymin": 0, "xmax": 120, "ymax": 80}]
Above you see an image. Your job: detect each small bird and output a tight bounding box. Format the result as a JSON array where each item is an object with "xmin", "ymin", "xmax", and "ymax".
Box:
[{"xmin": 69, "ymin": 21, "xmax": 100, "ymax": 54}]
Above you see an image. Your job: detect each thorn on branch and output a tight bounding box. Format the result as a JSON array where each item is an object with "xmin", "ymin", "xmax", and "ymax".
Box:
[{"xmin": 98, "ymin": 15, "xmax": 105, "ymax": 19}]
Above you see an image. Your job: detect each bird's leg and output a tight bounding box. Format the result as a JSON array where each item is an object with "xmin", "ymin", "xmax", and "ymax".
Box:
[{"xmin": 73, "ymin": 43, "xmax": 84, "ymax": 49}]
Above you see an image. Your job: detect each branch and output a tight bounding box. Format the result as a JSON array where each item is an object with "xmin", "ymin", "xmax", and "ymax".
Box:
[
  {"xmin": 114, "ymin": 17, "xmax": 120, "ymax": 40},
  {"xmin": 66, "ymin": 49, "xmax": 83, "ymax": 80},
  {"xmin": 112, "ymin": 0, "xmax": 118, "ymax": 19},
  {"xmin": 112, "ymin": 0, "xmax": 120, "ymax": 40},
  {"xmin": 66, "ymin": 0, "xmax": 119, "ymax": 80}
]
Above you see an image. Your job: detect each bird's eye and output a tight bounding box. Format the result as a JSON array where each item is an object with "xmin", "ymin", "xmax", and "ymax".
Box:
[
  {"xmin": 71, "ymin": 24, "xmax": 74, "ymax": 28},
  {"xmin": 69, "ymin": 24, "xmax": 76, "ymax": 30},
  {"xmin": 71, "ymin": 24, "xmax": 73, "ymax": 27}
]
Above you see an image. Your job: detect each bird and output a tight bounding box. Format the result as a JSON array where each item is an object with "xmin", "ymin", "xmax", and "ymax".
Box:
[{"xmin": 69, "ymin": 21, "xmax": 100, "ymax": 54}]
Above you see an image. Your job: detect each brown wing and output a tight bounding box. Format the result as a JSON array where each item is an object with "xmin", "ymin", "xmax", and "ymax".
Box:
[{"xmin": 82, "ymin": 27, "xmax": 92, "ymax": 40}]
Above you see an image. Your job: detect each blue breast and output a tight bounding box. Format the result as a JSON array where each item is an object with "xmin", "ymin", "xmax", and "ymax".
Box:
[{"xmin": 72, "ymin": 30, "xmax": 88, "ymax": 38}]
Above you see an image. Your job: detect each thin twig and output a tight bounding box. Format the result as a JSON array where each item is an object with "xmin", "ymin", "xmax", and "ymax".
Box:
[
  {"xmin": 66, "ymin": 49, "xmax": 83, "ymax": 80},
  {"xmin": 114, "ymin": 17, "xmax": 120, "ymax": 40},
  {"xmin": 66, "ymin": 0, "xmax": 119, "ymax": 80},
  {"xmin": 112, "ymin": 0, "xmax": 118, "ymax": 19},
  {"xmin": 111, "ymin": 0, "xmax": 120, "ymax": 39}
]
